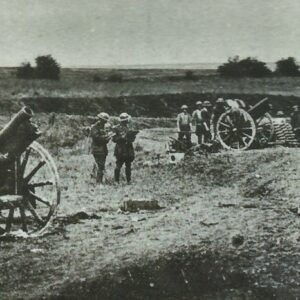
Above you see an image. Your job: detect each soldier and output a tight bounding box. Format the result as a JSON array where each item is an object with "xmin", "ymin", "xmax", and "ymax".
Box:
[
  {"xmin": 192, "ymin": 101, "xmax": 203, "ymax": 144},
  {"xmin": 201, "ymin": 101, "xmax": 212, "ymax": 143},
  {"xmin": 177, "ymin": 104, "xmax": 192, "ymax": 148},
  {"xmin": 211, "ymin": 98, "xmax": 226, "ymax": 139},
  {"xmin": 291, "ymin": 105, "xmax": 300, "ymax": 140},
  {"xmin": 90, "ymin": 112, "xmax": 110, "ymax": 184},
  {"xmin": 113, "ymin": 113, "xmax": 138, "ymax": 184}
]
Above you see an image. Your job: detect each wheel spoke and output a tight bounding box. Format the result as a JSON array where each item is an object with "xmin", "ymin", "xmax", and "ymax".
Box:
[
  {"xmin": 29, "ymin": 181, "xmax": 53, "ymax": 188},
  {"xmin": 29, "ymin": 191, "xmax": 51, "ymax": 207},
  {"xmin": 238, "ymin": 136, "xmax": 246, "ymax": 147},
  {"xmin": 242, "ymin": 132, "xmax": 253, "ymax": 139},
  {"xmin": 25, "ymin": 201, "xmax": 44, "ymax": 225},
  {"xmin": 24, "ymin": 161, "xmax": 46, "ymax": 183},
  {"xmin": 219, "ymin": 122, "xmax": 230, "ymax": 128},
  {"xmin": 222, "ymin": 133, "xmax": 232, "ymax": 142},
  {"xmin": 218, "ymin": 130, "xmax": 229, "ymax": 134},
  {"xmin": 20, "ymin": 148, "xmax": 31, "ymax": 177}
]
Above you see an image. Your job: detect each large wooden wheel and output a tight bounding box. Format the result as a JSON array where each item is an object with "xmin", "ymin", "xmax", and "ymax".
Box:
[
  {"xmin": 0, "ymin": 142, "xmax": 60, "ymax": 237},
  {"xmin": 216, "ymin": 108, "xmax": 256, "ymax": 150},
  {"xmin": 254, "ymin": 112, "xmax": 274, "ymax": 146}
]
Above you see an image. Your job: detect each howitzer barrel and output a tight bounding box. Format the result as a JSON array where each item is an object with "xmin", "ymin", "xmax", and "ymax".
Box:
[
  {"xmin": 248, "ymin": 98, "xmax": 270, "ymax": 120},
  {"xmin": 0, "ymin": 107, "xmax": 33, "ymax": 145},
  {"xmin": 0, "ymin": 107, "xmax": 40, "ymax": 155}
]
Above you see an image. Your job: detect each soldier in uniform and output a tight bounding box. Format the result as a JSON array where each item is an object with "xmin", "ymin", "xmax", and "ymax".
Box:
[
  {"xmin": 192, "ymin": 101, "xmax": 203, "ymax": 144},
  {"xmin": 113, "ymin": 113, "xmax": 138, "ymax": 184},
  {"xmin": 201, "ymin": 101, "xmax": 212, "ymax": 143},
  {"xmin": 90, "ymin": 112, "xmax": 110, "ymax": 184},
  {"xmin": 291, "ymin": 105, "xmax": 300, "ymax": 140},
  {"xmin": 211, "ymin": 98, "xmax": 227, "ymax": 139},
  {"xmin": 177, "ymin": 105, "xmax": 192, "ymax": 148}
]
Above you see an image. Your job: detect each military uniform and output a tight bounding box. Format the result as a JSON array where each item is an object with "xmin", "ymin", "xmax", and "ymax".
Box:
[
  {"xmin": 199, "ymin": 107, "xmax": 211, "ymax": 143},
  {"xmin": 90, "ymin": 121, "xmax": 110, "ymax": 183},
  {"xmin": 192, "ymin": 109, "xmax": 203, "ymax": 144},
  {"xmin": 113, "ymin": 124, "xmax": 137, "ymax": 183},
  {"xmin": 177, "ymin": 112, "xmax": 192, "ymax": 147}
]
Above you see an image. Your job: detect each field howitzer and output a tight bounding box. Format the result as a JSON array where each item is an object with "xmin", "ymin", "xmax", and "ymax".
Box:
[
  {"xmin": 0, "ymin": 107, "xmax": 60, "ymax": 237},
  {"xmin": 212, "ymin": 97, "xmax": 275, "ymax": 150}
]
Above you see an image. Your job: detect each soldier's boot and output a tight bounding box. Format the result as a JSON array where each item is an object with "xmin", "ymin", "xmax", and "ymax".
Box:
[
  {"xmin": 125, "ymin": 164, "xmax": 131, "ymax": 184},
  {"xmin": 114, "ymin": 168, "xmax": 120, "ymax": 183}
]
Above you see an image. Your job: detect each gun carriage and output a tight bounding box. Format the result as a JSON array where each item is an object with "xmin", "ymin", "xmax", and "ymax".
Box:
[
  {"xmin": 0, "ymin": 107, "xmax": 60, "ymax": 236},
  {"xmin": 211, "ymin": 98, "xmax": 274, "ymax": 150}
]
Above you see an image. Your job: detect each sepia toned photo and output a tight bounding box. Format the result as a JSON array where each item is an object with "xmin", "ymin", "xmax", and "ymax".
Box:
[{"xmin": 1, "ymin": 1, "xmax": 300, "ymax": 299}]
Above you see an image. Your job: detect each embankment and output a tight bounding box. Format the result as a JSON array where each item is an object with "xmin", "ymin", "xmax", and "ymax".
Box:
[{"xmin": 21, "ymin": 93, "xmax": 300, "ymax": 117}]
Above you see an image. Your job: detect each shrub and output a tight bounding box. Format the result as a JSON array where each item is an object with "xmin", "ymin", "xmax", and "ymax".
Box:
[
  {"xmin": 218, "ymin": 56, "xmax": 272, "ymax": 77},
  {"xmin": 107, "ymin": 73, "xmax": 123, "ymax": 82},
  {"xmin": 275, "ymin": 57, "xmax": 299, "ymax": 76},
  {"xmin": 16, "ymin": 62, "xmax": 35, "ymax": 79},
  {"xmin": 35, "ymin": 55, "xmax": 60, "ymax": 80}
]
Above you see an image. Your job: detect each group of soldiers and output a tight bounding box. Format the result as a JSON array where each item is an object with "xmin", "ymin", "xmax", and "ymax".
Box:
[
  {"xmin": 176, "ymin": 100, "xmax": 221, "ymax": 147},
  {"xmin": 90, "ymin": 112, "xmax": 138, "ymax": 185}
]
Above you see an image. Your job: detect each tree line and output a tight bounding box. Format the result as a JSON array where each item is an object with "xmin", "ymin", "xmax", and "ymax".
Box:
[
  {"xmin": 218, "ymin": 56, "xmax": 300, "ymax": 77},
  {"xmin": 16, "ymin": 54, "xmax": 300, "ymax": 80}
]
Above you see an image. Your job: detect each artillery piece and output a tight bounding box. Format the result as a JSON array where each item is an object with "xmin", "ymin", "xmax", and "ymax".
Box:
[
  {"xmin": 211, "ymin": 98, "xmax": 274, "ymax": 150},
  {"xmin": 0, "ymin": 107, "xmax": 60, "ymax": 237}
]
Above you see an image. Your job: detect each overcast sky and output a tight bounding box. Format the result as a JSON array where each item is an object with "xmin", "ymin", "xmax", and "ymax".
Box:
[{"xmin": 1, "ymin": 0, "xmax": 300, "ymax": 67}]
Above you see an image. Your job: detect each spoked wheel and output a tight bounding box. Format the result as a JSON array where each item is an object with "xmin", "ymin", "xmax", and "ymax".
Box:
[
  {"xmin": 0, "ymin": 142, "xmax": 60, "ymax": 236},
  {"xmin": 254, "ymin": 112, "xmax": 274, "ymax": 146},
  {"xmin": 216, "ymin": 108, "xmax": 256, "ymax": 150}
]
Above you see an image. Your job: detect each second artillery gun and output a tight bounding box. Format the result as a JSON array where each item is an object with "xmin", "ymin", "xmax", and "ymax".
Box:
[{"xmin": 210, "ymin": 97, "xmax": 274, "ymax": 150}]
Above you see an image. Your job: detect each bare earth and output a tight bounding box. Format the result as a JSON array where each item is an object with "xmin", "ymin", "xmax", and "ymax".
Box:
[{"xmin": 1, "ymin": 127, "xmax": 300, "ymax": 299}]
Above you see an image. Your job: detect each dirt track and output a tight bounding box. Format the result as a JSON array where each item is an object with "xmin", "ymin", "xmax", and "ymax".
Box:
[{"xmin": 1, "ymin": 128, "xmax": 300, "ymax": 299}]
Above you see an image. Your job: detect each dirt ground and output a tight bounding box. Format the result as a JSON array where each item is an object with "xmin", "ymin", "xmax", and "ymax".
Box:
[{"xmin": 1, "ymin": 128, "xmax": 300, "ymax": 299}]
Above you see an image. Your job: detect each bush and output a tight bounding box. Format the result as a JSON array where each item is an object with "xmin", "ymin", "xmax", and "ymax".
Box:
[
  {"xmin": 35, "ymin": 55, "xmax": 60, "ymax": 80},
  {"xmin": 218, "ymin": 56, "xmax": 272, "ymax": 77},
  {"xmin": 107, "ymin": 73, "xmax": 123, "ymax": 82},
  {"xmin": 275, "ymin": 57, "xmax": 299, "ymax": 76},
  {"xmin": 16, "ymin": 62, "xmax": 35, "ymax": 79}
]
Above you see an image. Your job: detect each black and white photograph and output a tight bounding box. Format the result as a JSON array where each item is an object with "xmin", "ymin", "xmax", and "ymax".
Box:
[{"xmin": 1, "ymin": 0, "xmax": 300, "ymax": 299}]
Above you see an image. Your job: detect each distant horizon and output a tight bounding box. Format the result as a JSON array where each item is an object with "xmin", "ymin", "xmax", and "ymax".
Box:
[{"xmin": 0, "ymin": 61, "xmax": 280, "ymax": 70}]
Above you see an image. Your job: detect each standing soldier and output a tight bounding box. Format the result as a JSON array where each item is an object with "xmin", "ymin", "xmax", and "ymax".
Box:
[
  {"xmin": 113, "ymin": 113, "xmax": 138, "ymax": 184},
  {"xmin": 192, "ymin": 101, "xmax": 203, "ymax": 144},
  {"xmin": 201, "ymin": 101, "xmax": 212, "ymax": 143},
  {"xmin": 177, "ymin": 105, "xmax": 192, "ymax": 148},
  {"xmin": 291, "ymin": 105, "xmax": 300, "ymax": 140},
  {"xmin": 211, "ymin": 98, "xmax": 226, "ymax": 139},
  {"xmin": 90, "ymin": 112, "xmax": 110, "ymax": 184}
]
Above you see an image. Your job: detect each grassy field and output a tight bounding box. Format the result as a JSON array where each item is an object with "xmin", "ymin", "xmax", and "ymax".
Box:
[
  {"xmin": 1, "ymin": 68, "xmax": 300, "ymax": 299},
  {"xmin": 0, "ymin": 126, "xmax": 300, "ymax": 299}
]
